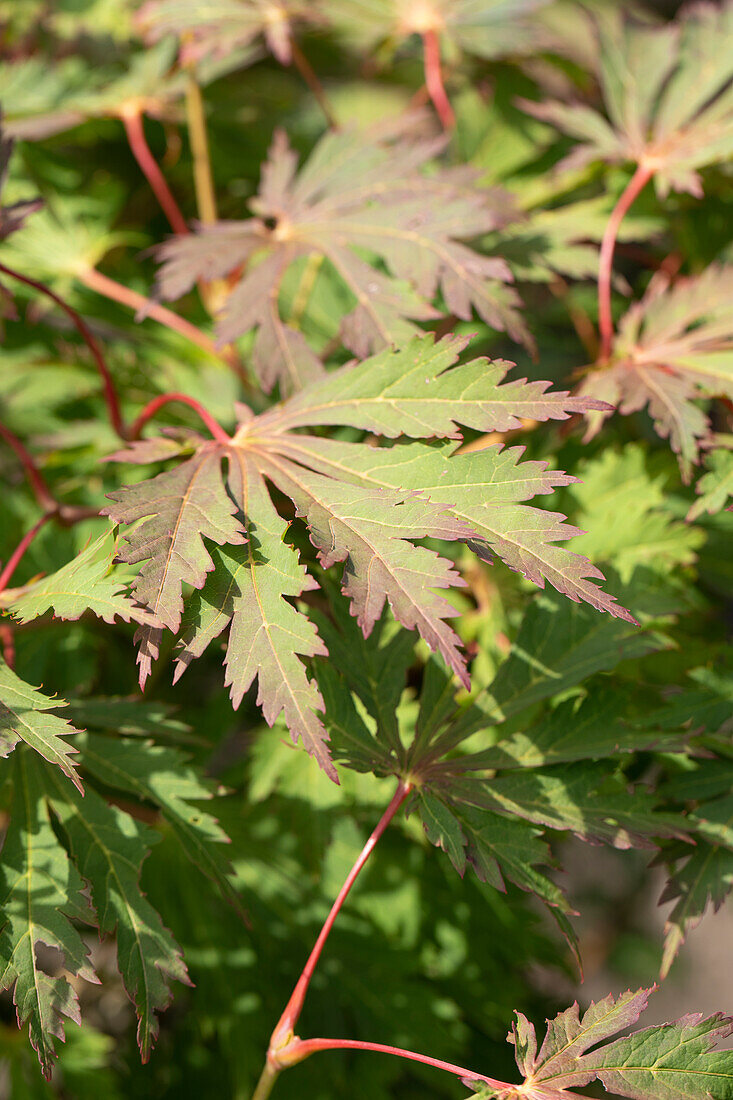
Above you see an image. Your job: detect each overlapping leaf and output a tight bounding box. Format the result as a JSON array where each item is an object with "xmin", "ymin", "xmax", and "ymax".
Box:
[
  {"xmin": 521, "ymin": 2, "xmax": 733, "ymax": 197},
  {"xmin": 75, "ymin": 732, "xmax": 242, "ymax": 913},
  {"xmin": 2, "ymin": 532, "xmax": 161, "ymax": 627},
  {"xmin": 138, "ymin": 0, "xmax": 315, "ymax": 66},
  {"xmin": 312, "ymin": 583, "xmax": 679, "ymax": 920},
  {"xmin": 105, "ymin": 334, "xmax": 630, "ymax": 778},
  {"xmin": 658, "ymin": 678, "xmax": 733, "ymax": 977},
  {"xmin": 155, "ymin": 126, "xmax": 526, "ymax": 393},
  {"xmin": 468, "ymin": 988, "xmax": 733, "ymax": 1099},
  {"xmin": 43, "ymin": 769, "xmax": 191, "ymax": 1063},
  {"xmin": 325, "ymin": 0, "xmax": 550, "ymax": 61},
  {"xmin": 688, "ymin": 439, "xmax": 733, "ymax": 520},
  {"xmin": 103, "ymin": 445, "xmax": 246, "ymax": 686},
  {"xmin": 0, "ymin": 656, "xmax": 82, "ymax": 791},
  {"xmin": 0, "ymin": 115, "xmax": 42, "ymax": 240},
  {"xmin": 579, "ymin": 267, "xmax": 733, "ymax": 476},
  {"xmin": 0, "ymin": 752, "xmax": 96, "ymax": 1079}
]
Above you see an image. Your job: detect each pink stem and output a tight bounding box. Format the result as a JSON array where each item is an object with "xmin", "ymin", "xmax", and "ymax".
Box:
[
  {"xmin": 129, "ymin": 392, "xmax": 231, "ymax": 443},
  {"xmin": 0, "ymin": 261, "xmax": 128, "ymax": 440},
  {"xmin": 598, "ymin": 163, "xmax": 653, "ymax": 360},
  {"xmin": 422, "ymin": 29, "xmax": 455, "ymax": 130},
  {"xmin": 0, "ymin": 422, "xmax": 56, "ymax": 511},
  {"xmin": 0, "ymin": 513, "xmax": 53, "ymax": 593},
  {"xmin": 276, "ymin": 1037, "xmax": 512, "ymax": 1090},
  {"xmin": 79, "ymin": 267, "xmax": 221, "ymax": 359},
  {"xmin": 121, "ymin": 107, "xmax": 189, "ymax": 236},
  {"xmin": 270, "ymin": 780, "xmax": 412, "ymax": 1048}
]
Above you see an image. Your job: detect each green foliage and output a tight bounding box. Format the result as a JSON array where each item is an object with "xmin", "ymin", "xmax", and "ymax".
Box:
[{"xmin": 0, "ymin": 0, "xmax": 731, "ymax": 1095}]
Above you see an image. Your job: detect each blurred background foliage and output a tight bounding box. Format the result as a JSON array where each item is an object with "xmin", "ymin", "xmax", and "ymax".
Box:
[{"xmin": 0, "ymin": 0, "xmax": 731, "ymax": 1097}]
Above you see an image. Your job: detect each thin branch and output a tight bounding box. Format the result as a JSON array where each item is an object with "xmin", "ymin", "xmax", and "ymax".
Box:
[
  {"xmin": 290, "ymin": 40, "xmax": 338, "ymax": 130},
  {"xmin": 78, "ymin": 266, "xmax": 221, "ymax": 358},
  {"xmin": 0, "ymin": 513, "xmax": 54, "ymax": 593},
  {"xmin": 422, "ymin": 29, "xmax": 455, "ymax": 130},
  {"xmin": 0, "ymin": 261, "xmax": 128, "ymax": 440},
  {"xmin": 270, "ymin": 779, "xmax": 412, "ymax": 1049},
  {"xmin": 275, "ymin": 1036, "xmax": 512, "ymax": 1090},
  {"xmin": 0, "ymin": 422, "xmax": 56, "ymax": 511},
  {"xmin": 598, "ymin": 162, "xmax": 653, "ymax": 360},
  {"xmin": 120, "ymin": 105, "xmax": 189, "ymax": 236},
  {"xmin": 128, "ymin": 392, "xmax": 231, "ymax": 443}
]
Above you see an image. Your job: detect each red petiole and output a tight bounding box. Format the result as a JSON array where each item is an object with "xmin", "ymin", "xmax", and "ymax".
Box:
[
  {"xmin": 274, "ymin": 1036, "xmax": 512, "ymax": 1090},
  {"xmin": 0, "ymin": 513, "xmax": 54, "ymax": 594},
  {"xmin": 120, "ymin": 104, "xmax": 189, "ymax": 236},
  {"xmin": 422, "ymin": 29, "xmax": 455, "ymax": 130},
  {"xmin": 0, "ymin": 261, "xmax": 128, "ymax": 440},
  {"xmin": 128, "ymin": 392, "xmax": 231, "ymax": 443},
  {"xmin": 269, "ymin": 779, "xmax": 412, "ymax": 1051},
  {"xmin": 0, "ymin": 421, "xmax": 56, "ymax": 511},
  {"xmin": 250, "ymin": 778, "xmax": 503, "ymax": 1098},
  {"xmin": 597, "ymin": 162, "xmax": 654, "ymax": 360}
]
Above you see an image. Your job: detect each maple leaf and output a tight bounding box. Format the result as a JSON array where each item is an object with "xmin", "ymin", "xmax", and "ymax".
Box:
[
  {"xmin": 658, "ymin": 713, "xmax": 733, "ymax": 977},
  {"xmin": 520, "ymin": 2, "xmax": 733, "ymax": 198},
  {"xmin": 2, "ymin": 531, "xmax": 161, "ymax": 627},
  {"xmin": 102, "ymin": 445, "xmax": 246, "ymax": 688},
  {"xmin": 138, "ymin": 0, "xmax": 316, "ymax": 66},
  {"xmin": 76, "ymin": 732, "xmax": 243, "ymax": 914},
  {"xmin": 687, "ymin": 439, "xmax": 733, "ymax": 521},
  {"xmin": 325, "ymin": 0, "xmax": 550, "ymax": 61},
  {"xmin": 311, "ymin": 583, "xmax": 678, "ymax": 923},
  {"xmin": 155, "ymin": 125, "xmax": 526, "ymax": 394},
  {"xmin": 468, "ymin": 988, "xmax": 733, "ymax": 1100},
  {"xmin": 0, "ymin": 752, "xmax": 97, "ymax": 1079},
  {"xmin": 0, "ymin": 655, "xmax": 82, "ymax": 792},
  {"xmin": 173, "ymin": 452, "xmax": 336, "ymax": 780},
  {"xmin": 105, "ymin": 335, "xmax": 629, "ymax": 779},
  {"xmin": 43, "ymin": 768, "xmax": 191, "ymax": 1062},
  {"xmin": 578, "ymin": 267, "xmax": 733, "ymax": 477}
]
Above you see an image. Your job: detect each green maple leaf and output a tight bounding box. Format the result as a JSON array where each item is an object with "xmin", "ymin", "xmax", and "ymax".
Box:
[
  {"xmin": 659, "ymin": 742, "xmax": 733, "ymax": 977},
  {"xmin": 155, "ymin": 127, "xmax": 527, "ymax": 393},
  {"xmin": 138, "ymin": 0, "xmax": 314, "ymax": 67},
  {"xmin": 311, "ymin": 587, "xmax": 679, "ymax": 922},
  {"xmin": 0, "ymin": 656, "xmax": 82, "ymax": 792},
  {"xmin": 0, "ymin": 752, "xmax": 96, "ymax": 1079},
  {"xmin": 521, "ymin": 3, "xmax": 733, "ymax": 198},
  {"xmin": 469, "ymin": 988, "xmax": 733, "ymax": 1099},
  {"xmin": 566, "ymin": 445, "xmax": 704, "ymax": 581},
  {"xmin": 2, "ymin": 531, "xmax": 161, "ymax": 628},
  {"xmin": 688, "ymin": 440, "xmax": 733, "ymax": 520},
  {"xmin": 104, "ymin": 334, "xmax": 629, "ymax": 779},
  {"xmin": 44, "ymin": 770, "xmax": 191, "ymax": 1062},
  {"xmin": 76, "ymin": 732, "xmax": 242, "ymax": 913},
  {"xmin": 579, "ymin": 267, "xmax": 733, "ymax": 477}
]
